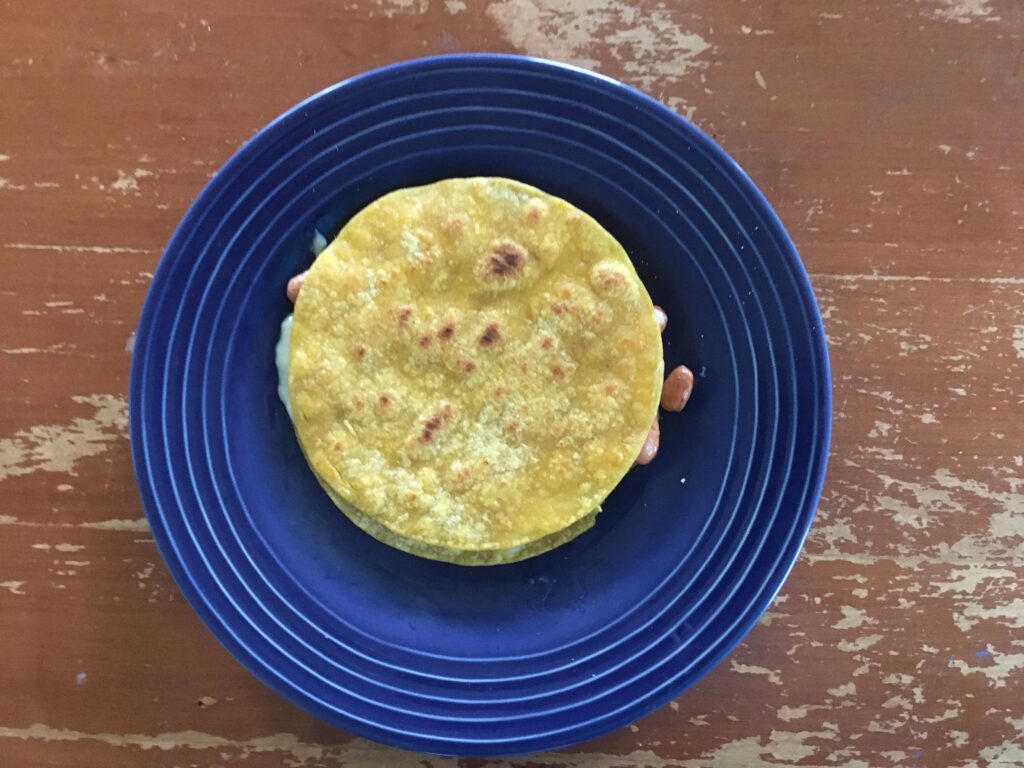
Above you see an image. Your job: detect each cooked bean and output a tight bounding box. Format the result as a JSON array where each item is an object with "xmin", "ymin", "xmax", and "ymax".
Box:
[
  {"xmin": 661, "ymin": 365, "xmax": 694, "ymax": 412},
  {"xmin": 653, "ymin": 304, "xmax": 668, "ymax": 333},
  {"xmin": 286, "ymin": 271, "xmax": 308, "ymax": 303},
  {"xmin": 636, "ymin": 418, "xmax": 660, "ymax": 465}
]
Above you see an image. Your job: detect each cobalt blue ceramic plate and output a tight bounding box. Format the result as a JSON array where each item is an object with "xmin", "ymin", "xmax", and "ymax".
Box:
[{"xmin": 130, "ymin": 54, "xmax": 831, "ymax": 756}]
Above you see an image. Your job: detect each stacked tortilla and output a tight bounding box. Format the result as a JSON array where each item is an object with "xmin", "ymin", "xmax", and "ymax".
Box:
[{"xmin": 289, "ymin": 178, "xmax": 663, "ymax": 564}]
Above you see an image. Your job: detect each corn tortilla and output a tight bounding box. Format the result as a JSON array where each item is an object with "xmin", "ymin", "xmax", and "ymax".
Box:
[{"xmin": 289, "ymin": 178, "xmax": 663, "ymax": 564}]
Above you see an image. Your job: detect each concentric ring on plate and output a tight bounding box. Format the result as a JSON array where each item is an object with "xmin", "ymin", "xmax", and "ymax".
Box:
[{"xmin": 131, "ymin": 54, "xmax": 830, "ymax": 755}]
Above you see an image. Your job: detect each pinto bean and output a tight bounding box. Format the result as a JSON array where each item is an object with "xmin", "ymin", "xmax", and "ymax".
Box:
[
  {"xmin": 286, "ymin": 271, "xmax": 308, "ymax": 303},
  {"xmin": 661, "ymin": 365, "xmax": 694, "ymax": 412},
  {"xmin": 636, "ymin": 418, "xmax": 660, "ymax": 465}
]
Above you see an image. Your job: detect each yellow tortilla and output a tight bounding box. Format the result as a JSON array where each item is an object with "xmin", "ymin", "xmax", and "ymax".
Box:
[{"xmin": 289, "ymin": 178, "xmax": 663, "ymax": 564}]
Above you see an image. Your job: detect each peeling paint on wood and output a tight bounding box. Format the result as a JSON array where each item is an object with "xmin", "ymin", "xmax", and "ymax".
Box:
[
  {"xmin": 1, "ymin": 0, "xmax": 1022, "ymax": 765},
  {"xmin": 0, "ymin": 396, "xmax": 127, "ymax": 481}
]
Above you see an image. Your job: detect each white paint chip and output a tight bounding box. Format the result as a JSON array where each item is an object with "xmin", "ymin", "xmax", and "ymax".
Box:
[
  {"xmin": 1, "ymin": 516, "xmax": 149, "ymax": 532},
  {"xmin": 4, "ymin": 243, "xmax": 157, "ymax": 255},
  {"xmin": 1012, "ymin": 326, "xmax": 1024, "ymax": 360},
  {"xmin": 1, "ymin": 581, "xmax": 26, "ymax": 595},
  {"xmin": 827, "ymin": 682, "xmax": 857, "ymax": 697},
  {"xmin": 949, "ymin": 645, "xmax": 1024, "ymax": 688},
  {"xmin": 832, "ymin": 605, "xmax": 875, "ymax": 630},
  {"xmin": 777, "ymin": 705, "xmax": 808, "ymax": 722},
  {"xmin": 929, "ymin": 0, "xmax": 996, "ymax": 24},
  {"xmin": 934, "ymin": 566, "xmax": 1016, "ymax": 596},
  {"xmin": 837, "ymin": 634, "xmax": 883, "ymax": 652},
  {"xmin": 81, "ymin": 519, "xmax": 149, "ymax": 532},
  {"xmin": 110, "ymin": 170, "xmax": 139, "ymax": 194},
  {"xmin": 0, "ymin": 395, "xmax": 127, "ymax": 481},
  {"xmin": 868, "ymin": 420, "xmax": 892, "ymax": 438},
  {"xmin": 754, "ymin": 70, "xmax": 767, "ymax": 90},
  {"xmin": 729, "ymin": 660, "xmax": 782, "ymax": 685},
  {"xmin": 485, "ymin": 0, "xmax": 712, "ymax": 94},
  {"xmin": 953, "ymin": 598, "xmax": 1024, "ymax": 633},
  {"xmin": 2, "ymin": 344, "xmax": 77, "ymax": 356}
]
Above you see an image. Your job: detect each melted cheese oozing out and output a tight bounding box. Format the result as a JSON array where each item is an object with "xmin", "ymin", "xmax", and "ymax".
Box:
[
  {"xmin": 276, "ymin": 230, "xmax": 328, "ymax": 418},
  {"xmin": 275, "ymin": 313, "xmax": 293, "ymax": 417}
]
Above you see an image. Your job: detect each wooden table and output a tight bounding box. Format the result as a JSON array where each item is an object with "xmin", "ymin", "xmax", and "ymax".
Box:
[{"xmin": 2, "ymin": 1, "xmax": 1022, "ymax": 766}]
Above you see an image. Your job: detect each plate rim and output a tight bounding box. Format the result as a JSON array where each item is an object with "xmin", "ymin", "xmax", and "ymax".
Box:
[{"xmin": 129, "ymin": 52, "xmax": 833, "ymax": 756}]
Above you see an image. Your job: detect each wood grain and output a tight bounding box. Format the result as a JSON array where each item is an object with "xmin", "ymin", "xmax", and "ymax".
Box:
[{"xmin": 1, "ymin": 0, "xmax": 1022, "ymax": 766}]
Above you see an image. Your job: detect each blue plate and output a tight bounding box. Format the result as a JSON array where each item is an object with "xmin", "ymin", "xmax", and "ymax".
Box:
[{"xmin": 130, "ymin": 54, "xmax": 831, "ymax": 756}]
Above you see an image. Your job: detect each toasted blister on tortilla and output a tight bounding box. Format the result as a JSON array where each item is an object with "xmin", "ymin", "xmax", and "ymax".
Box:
[{"xmin": 289, "ymin": 177, "xmax": 663, "ymax": 565}]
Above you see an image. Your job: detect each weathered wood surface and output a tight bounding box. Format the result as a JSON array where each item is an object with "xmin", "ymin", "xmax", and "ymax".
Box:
[{"xmin": 1, "ymin": 1, "xmax": 1022, "ymax": 765}]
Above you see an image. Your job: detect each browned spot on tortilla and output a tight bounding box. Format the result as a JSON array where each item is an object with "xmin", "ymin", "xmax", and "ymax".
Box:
[
  {"xmin": 463, "ymin": 360, "xmax": 477, "ymax": 373},
  {"xmin": 333, "ymin": 441, "xmax": 342, "ymax": 451},
  {"xmin": 418, "ymin": 334, "xmax": 432, "ymax": 347},
  {"xmin": 550, "ymin": 364, "xmax": 565, "ymax": 379},
  {"xmin": 419, "ymin": 404, "xmax": 454, "ymax": 444},
  {"xmin": 352, "ymin": 396, "xmax": 365, "ymax": 411},
  {"xmin": 445, "ymin": 213, "xmax": 468, "ymax": 235},
  {"xmin": 397, "ymin": 307, "xmax": 412, "ymax": 325},
  {"xmin": 590, "ymin": 261, "xmax": 630, "ymax": 296},
  {"xmin": 480, "ymin": 240, "xmax": 527, "ymax": 282},
  {"xmin": 551, "ymin": 302, "xmax": 566, "ymax": 316},
  {"xmin": 450, "ymin": 464, "xmax": 471, "ymax": 489},
  {"xmin": 479, "ymin": 323, "xmax": 501, "ymax": 347},
  {"xmin": 524, "ymin": 198, "xmax": 547, "ymax": 223},
  {"xmin": 378, "ymin": 394, "xmax": 391, "ymax": 408},
  {"xmin": 540, "ymin": 336, "xmax": 553, "ymax": 350},
  {"xmin": 439, "ymin": 323, "xmax": 455, "ymax": 340},
  {"xmin": 505, "ymin": 420, "xmax": 519, "ymax": 434},
  {"xmin": 354, "ymin": 345, "xmax": 367, "ymax": 359}
]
